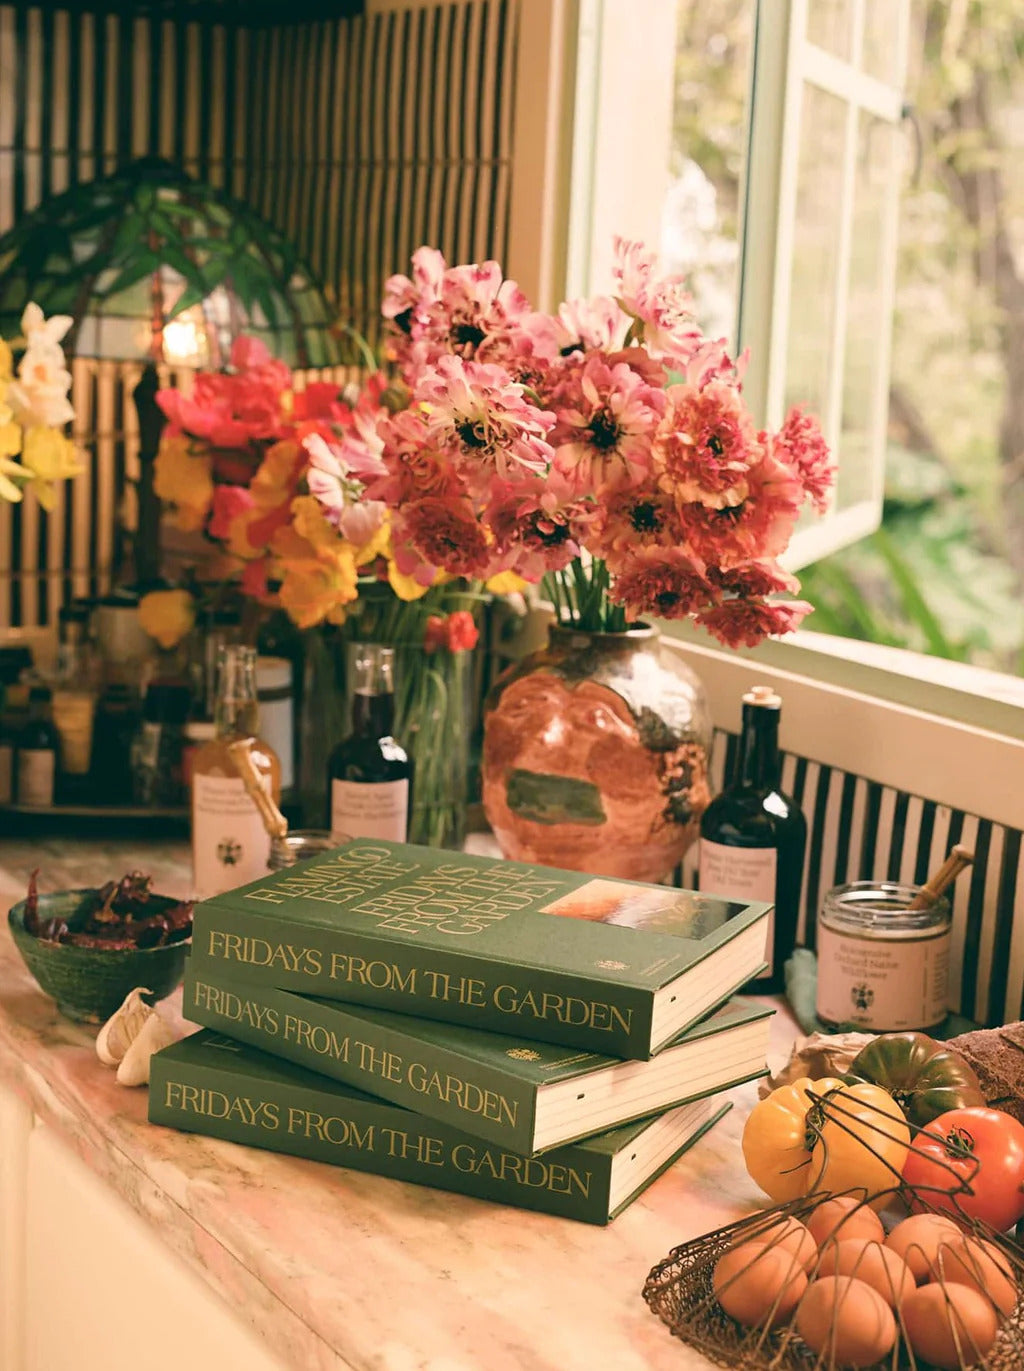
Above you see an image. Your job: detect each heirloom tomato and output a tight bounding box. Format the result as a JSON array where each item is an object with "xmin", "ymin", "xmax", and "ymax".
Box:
[
  {"xmin": 844, "ymin": 1032, "xmax": 985, "ymax": 1128},
  {"xmin": 742, "ymin": 1077, "xmax": 910, "ymax": 1206},
  {"xmin": 902, "ymin": 1106, "xmax": 1024, "ymax": 1232}
]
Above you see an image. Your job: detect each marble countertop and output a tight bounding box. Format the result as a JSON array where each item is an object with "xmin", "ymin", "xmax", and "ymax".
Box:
[{"xmin": 0, "ymin": 842, "xmax": 801, "ymax": 1371}]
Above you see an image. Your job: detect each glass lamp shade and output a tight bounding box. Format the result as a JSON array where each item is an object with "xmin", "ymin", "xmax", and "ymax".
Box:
[{"xmin": 0, "ymin": 158, "xmax": 346, "ymax": 367}]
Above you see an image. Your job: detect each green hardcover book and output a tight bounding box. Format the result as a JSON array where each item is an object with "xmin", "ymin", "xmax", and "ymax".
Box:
[
  {"xmin": 184, "ymin": 961, "xmax": 772, "ymax": 1154},
  {"xmin": 190, "ymin": 839, "xmax": 771, "ymax": 1059},
  {"xmin": 149, "ymin": 1029, "xmax": 732, "ymax": 1225}
]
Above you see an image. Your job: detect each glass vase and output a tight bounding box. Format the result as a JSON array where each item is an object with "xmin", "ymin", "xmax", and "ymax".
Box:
[{"xmin": 481, "ymin": 623, "xmax": 711, "ymax": 884}]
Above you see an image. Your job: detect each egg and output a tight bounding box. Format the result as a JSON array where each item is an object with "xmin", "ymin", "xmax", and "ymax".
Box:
[
  {"xmin": 805, "ymin": 1195, "xmax": 885, "ymax": 1249},
  {"xmin": 815, "ymin": 1238, "xmax": 915, "ymax": 1307},
  {"xmin": 930, "ymin": 1235, "xmax": 1019, "ymax": 1318},
  {"xmin": 885, "ymin": 1213, "xmax": 963, "ymax": 1282},
  {"xmin": 712, "ymin": 1240, "xmax": 808, "ymax": 1328},
  {"xmin": 901, "ymin": 1281, "xmax": 1000, "ymax": 1369},
  {"xmin": 744, "ymin": 1215, "xmax": 818, "ymax": 1273},
  {"xmin": 794, "ymin": 1274, "xmax": 897, "ymax": 1367}
]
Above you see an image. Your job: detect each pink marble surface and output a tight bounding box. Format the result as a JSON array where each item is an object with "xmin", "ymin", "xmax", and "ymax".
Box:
[{"xmin": 0, "ymin": 846, "xmax": 804, "ymax": 1371}]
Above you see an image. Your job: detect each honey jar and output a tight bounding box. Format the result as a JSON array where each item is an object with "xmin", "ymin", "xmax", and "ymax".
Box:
[{"xmin": 816, "ymin": 881, "xmax": 952, "ymax": 1032}]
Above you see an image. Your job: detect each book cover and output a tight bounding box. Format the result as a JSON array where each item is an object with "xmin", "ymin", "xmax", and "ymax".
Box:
[
  {"xmin": 184, "ymin": 962, "xmax": 772, "ymax": 1154},
  {"xmin": 190, "ymin": 839, "xmax": 771, "ymax": 1058},
  {"xmin": 149, "ymin": 1029, "xmax": 732, "ymax": 1225}
]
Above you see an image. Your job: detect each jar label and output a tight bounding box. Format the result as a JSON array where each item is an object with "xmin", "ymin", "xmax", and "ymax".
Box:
[
  {"xmin": 192, "ymin": 774, "xmax": 272, "ymax": 901},
  {"xmin": 699, "ymin": 840, "xmax": 776, "ymax": 975},
  {"xmin": 816, "ymin": 923, "xmax": 951, "ymax": 1030},
  {"xmin": 17, "ymin": 748, "xmax": 55, "ymax": 807},
  {"xmin": 331, "ymin": 778, "xmax": 408, "ymax": 843}
]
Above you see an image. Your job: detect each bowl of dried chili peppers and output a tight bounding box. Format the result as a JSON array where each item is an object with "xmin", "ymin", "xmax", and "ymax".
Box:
[{"xmin": 8, "ymin": 871, "xmax": 192, "ymax": 1022}]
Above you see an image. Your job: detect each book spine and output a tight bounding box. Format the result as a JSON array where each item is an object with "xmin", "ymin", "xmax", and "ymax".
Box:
[
  {"xmin": 183, "ymin": 967, "xmax": 539, "ymax": 1154},
  {"xmin": 149, "ymin": 1044, "xmax": 612, "ymax": 1224},
  {"xmin": 190, "ymin": 906, "xmax": 654, "ymax": 1058}
]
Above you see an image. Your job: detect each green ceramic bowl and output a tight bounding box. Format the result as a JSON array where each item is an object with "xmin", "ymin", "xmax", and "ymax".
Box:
[{"xmin": 8, "ymin": 888, "xmax": 191, "ymax": 1023}]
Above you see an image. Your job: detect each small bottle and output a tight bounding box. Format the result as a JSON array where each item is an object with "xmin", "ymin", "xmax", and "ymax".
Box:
[
  {"xmin": 191, "ymin": 646, "xmax": 281, "ymax": 900},
  {"xmin": 698, "ymin": 685, "xmax": 807, "ymax": 994},
  {"xmin": 16, "ymin": 685, "xmax": 60, "ymax": 807},
  {"xmin": 327, "ymin": 644, "xmax": 411, "ymax": 842}
]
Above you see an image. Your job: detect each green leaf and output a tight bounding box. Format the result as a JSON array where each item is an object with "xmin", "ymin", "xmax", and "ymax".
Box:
[
  {"xmin": 165, "ymin": 283, "xmax": 207, "ymax": 321},
  {"xmin": 871, "ymin": 526, "xmax": 960, "ymax": 659},
  {"xmin": 99, "ymin": 250, "xmax": 163, "ymax": 298}
]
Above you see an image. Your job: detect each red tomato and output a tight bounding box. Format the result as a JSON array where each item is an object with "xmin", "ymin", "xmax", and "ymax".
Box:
[{"xmin": 902, "ymin": 1107, "xmax": 1024, "ymax": 1232}]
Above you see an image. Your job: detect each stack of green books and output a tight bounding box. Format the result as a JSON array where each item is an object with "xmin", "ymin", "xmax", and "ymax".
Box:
[{"xmin": 150, "ymin": 840, "xmax": 775, "ymax": 1224}]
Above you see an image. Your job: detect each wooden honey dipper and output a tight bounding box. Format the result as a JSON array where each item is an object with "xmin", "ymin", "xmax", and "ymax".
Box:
[
  {"xmin": 227, "ymin": 738, "xmax": 288, "ymax": 840},
  {"xmin": 907, "ymin": 844, "xmax": 974, "ymax": 910}
]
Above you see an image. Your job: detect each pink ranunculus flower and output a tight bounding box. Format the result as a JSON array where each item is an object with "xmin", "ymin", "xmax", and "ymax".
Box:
[
  {"xmin": 415, "ymin": 354, "xmax": 555, "ymax": 490},
  {"xmin": 550, "ymin": 354, "xmax": 666, "ymax": 493},
  {"xmin": 395, "ymin": 496, "xmax": 494, "ymax": 579},
  {"xmin": 609, "ymin": 546, "xmax": 714, "ymax": 622},
  {"xmin": 695, "ymin": 597, "xmax": 814, "ymax": 649},
  {"xmin": 611, "ymin": 237, "xmax": 702, "ymax": 368},
  {"xmin": 654, "ymin": 379, "xmax": 761, "ymax": 510},
  {"xmin": 485, "ymin": 474, "xmax": 584, "ymax": 580},
  {"xmin": 708, "ymin": 558, "xmax": 801, "ymax": 600},
  {"xmin": 586, "ymin": 480, "xmax": 682, "ymax": 570}
]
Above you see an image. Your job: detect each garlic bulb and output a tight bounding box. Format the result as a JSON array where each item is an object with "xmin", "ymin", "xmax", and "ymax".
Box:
[
  {"xmin": 116, "ymin": 1012, "xmax": 177, "ymax": 1087},
  {"xmin": 96, "ymin": 987, "xmax": 154, "ymax": 1066}
]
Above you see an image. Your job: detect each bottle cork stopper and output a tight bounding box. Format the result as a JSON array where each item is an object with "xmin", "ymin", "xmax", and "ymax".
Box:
[{"xmin": 742, "ymin": 685, "xmax": 782, "ymax": 708}]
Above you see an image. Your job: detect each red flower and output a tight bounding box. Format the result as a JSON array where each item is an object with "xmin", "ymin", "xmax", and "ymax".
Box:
[
  {"xmin": 397, "ymin": 497, "xmax": 492, "ymax": 578},
  {"xmin": 695, "ymin": 597, "xmax": 813, "ymax": 649},
  {"xmin": 423, "ymin": 611, "xmax": 479, "ymax": 654}
]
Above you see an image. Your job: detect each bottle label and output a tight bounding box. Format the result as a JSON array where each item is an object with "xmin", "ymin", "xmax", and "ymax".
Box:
[
  {"xmin": 0, "ymin": 744, "xmax": 12, "ymax": 805},
  {"xmin": 816, "ymin": 924, "xmax": 951, "ymax": 1031},
  {"xmin": 699, "ymin": 839, "xmax": 777, "ymax": 975},
  {"xmin": 331, "ymin": 778, "xmax": 408, "ymax": 843},
  {"xmin": 192, "ymin": 774, "xmax": 272, "ymax": 901},
  {"xmin": 17, "ymin": 748, "xmax": 55, "ymax": 807}
]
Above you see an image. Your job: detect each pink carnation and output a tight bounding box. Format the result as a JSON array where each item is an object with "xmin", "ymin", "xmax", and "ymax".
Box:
[{"xmin": 774, "ymin": 405, "xmax": 834, "ymax": 514}]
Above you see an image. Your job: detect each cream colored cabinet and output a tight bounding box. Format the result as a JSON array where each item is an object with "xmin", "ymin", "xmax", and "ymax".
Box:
[{"xmin": 0, "ymin": 1097, "xmax": 288, "ymax": 1371}]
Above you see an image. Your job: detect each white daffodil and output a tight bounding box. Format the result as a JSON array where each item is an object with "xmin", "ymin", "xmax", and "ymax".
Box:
[{"xmin": 20, "ymin": 301, "xmax": 73, "ymax": 349}]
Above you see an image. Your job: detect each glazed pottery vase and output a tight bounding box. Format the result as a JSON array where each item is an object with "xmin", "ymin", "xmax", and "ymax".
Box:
[{"xmin": 481, "ymin": 624, "xmax": 712, "ymax": 884}]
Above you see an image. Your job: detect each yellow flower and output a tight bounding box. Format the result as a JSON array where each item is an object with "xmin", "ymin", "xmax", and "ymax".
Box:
[
  {"xmin": 154, "ymin": 432, "xmax": 214, "ymax": 532},
  {"xmin": 137, "ymin": 589, "xmax": 196, "ymax": 650},
  {"xmin": 353, "ymin": 519, "xmax": 392, "ymax": 568},
  {"xmin": 485, "ymin": 570, "xmax": 529, "ymax": 596},
  {"xmin": 386, "ymin": 561, "xmax": 434, "ymax": 602},
  {"xmin": 277, "ymin": 546, "xmax": 360, "ymax": 629},
  {"xmin": 19, "ymin": 427, "xmax": 84, "ymax": 511},
  {"xmin": 0, "ymin": 404, "xmax": 22, "ymax": 461},
  {"xmin": 290, "ymin": 494, "xmax": 337, "ymax": 550},
  {"xmin": 0, "ymin": 338, "xmax": 11, "ymax": 380},
  {"xmin": 0, "ymin": 457, "xmax": 25, "ymax": 503}
]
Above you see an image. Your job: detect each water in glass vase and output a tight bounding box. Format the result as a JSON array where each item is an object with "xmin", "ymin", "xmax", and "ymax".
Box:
[
  {"xmin": 698, "ymin": 685, "xmax": 806, "ymax": 993},
  {"xmin": 327, "ymin": 643, "xmax": 412, "ymax": 842}
]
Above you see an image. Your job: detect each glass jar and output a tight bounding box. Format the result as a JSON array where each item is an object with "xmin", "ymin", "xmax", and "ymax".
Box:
[
  {"xmin": 268, "ymin": 829, "xmax": 346, "ymax": 871},
  {"xmin": 816, "ymin": 880, "xmax": 952, "ymax": 1032}
]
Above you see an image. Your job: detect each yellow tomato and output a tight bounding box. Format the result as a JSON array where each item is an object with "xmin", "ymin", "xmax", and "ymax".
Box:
[{"xmin": 742, "ymin": 1077, "xmax": 910, "ymax": 1206}]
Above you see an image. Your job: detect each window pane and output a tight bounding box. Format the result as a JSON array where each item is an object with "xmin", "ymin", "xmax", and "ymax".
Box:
[
  {"xmin": 806, "ymin": 0, "xmax": 853, "ymax": 59},
  {"xmin": 836, "ymin": 111, "xmax": 899, "ymax": 512},
  {"xmin": 861, "ymin": 0, "xmax": 902, "ymax": 84},
  {"xmin": 783, "ymin": 84, "xmax": 847, "ymax": 425}
]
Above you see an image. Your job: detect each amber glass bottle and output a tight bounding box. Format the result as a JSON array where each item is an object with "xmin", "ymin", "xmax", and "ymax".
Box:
[{"xmin": 191, "ymin": 645, "xmax": 281, "ymax": 900}]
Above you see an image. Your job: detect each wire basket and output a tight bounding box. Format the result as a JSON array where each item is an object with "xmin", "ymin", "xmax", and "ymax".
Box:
[{"xmin": 643, "ymin": 1083, "xmax": 1024, "ymax": 1370}]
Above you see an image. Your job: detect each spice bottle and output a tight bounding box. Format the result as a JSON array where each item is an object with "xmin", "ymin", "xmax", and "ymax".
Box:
[{"xmin": 17, "ymin": 685, "xmax": 60, "ymax": 807}]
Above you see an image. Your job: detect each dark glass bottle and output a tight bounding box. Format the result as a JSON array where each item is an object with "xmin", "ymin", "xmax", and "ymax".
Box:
[
  {"xmin": 327, "ymin": 644, "xmax": 411, "ymax": 842},
  {"xmin": 698, "ymin": 685, "xmax": 807, "ymax": 993},
  {"xmin": 16, "ymin": 685, "xmax": 60, "ymax": 807}
]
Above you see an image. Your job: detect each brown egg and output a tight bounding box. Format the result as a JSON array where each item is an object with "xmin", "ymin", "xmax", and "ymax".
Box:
[
  {"xmin": 743, "ymin": 1216, "xmax": 818, "ymax": 1273},
  {"xmin": 901, "ymin": 1282, "xmax": 1000, "ymax": 1369},
  {"xmin": 794, "ymin": 1274, "xmax": 897, "ymax": 1368},
  {"xmin": 805, "ymin": 1196, "xmax": 885, "ymax": 1249},
  {"xmin": 712, "ymin": 1240, "xmax": 808, "ymax": 1328},
  {"xmin": 815, "ymin": 1238, "xmax": 915, "ymax": 1307},
  {"xmin": 930, "ymin": 1236, "xmax": 1019, "ymax": 1318},
  {"xmin": 885, "ymin": 1213, "xmax": 963, "ymax": 1282}
]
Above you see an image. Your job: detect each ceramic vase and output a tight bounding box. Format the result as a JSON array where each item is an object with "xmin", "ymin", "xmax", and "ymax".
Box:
[{"xmin": 481, "ymin": 624, "xmax": 711, "ymax": 884}]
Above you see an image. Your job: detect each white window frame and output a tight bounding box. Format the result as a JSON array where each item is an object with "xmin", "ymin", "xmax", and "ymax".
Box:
[{"xmin": 739, "ymin": 0, "xmax": 911, "ymax": 569}]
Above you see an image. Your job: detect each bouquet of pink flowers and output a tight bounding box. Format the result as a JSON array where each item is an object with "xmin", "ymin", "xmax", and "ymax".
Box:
[{"xmin": 373, "ymin": 238, "xmax": 833, "ymax": 645}]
